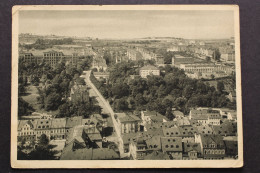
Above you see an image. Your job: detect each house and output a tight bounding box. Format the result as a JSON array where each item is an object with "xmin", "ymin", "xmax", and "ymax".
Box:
[
  {"xmin": 82, "ymin": 114, "xmax": 108, "ymax": 130},
  {"xmin": 122, "ymin": 133, "xmax": 138, "ymax": 153},
  {"xmin": 208, "ymin": 114, "xmax": 222, "ymax": 126},
  {"xmin": 162, "ymin": 127, "xmax": 181, "ymax": 137},
  {"xmin": 183, "ymin": 142, "xmax": 202, "ymax": 160},
  {"xmin": 139, "ymin": 65, "xmax": 160, "ymax": 78},
  {"xmin": 224, "ymin": 140, "xmax": 238, "ymax": 158},
  {"xmin": 129, "ymin": 137, "xmax": 147, "ymax": 160},
  {"xmin": 189, "ymin": 109, "xmax": 221, "ymax": 125},
  {"xmin": 178, "ymin": 126, "xmax": 198, "ymax": 143},
  {"xmin": 141, "ymin": 111, "xmax": 168, "ymax": 129},
  {"xmin": 195, "ymin": 134, "xmax": 225, "ymax": 160},
  {"xmin": 212, "ymin": 120, "xmax": 237, "ymax": 136},
  {"xmin": 145, "ymin": 135, "xmax": 162, "ymax": 152},
  {"xmin": 65, "ymin": 116, "xmax": 83, "ymax": 134},
  {"xmin": 34, "ymin": 119, "xmax": 52, "ymax": 139},
  {"xmin": 196, "ymin": 125, "xmax": 213, "ymax": 135},
  {"xmin": 50, "ymin": 118, "xmax": 66, "ymax": 140},
  {"xmin": 60, "ymin": 144, "xmax": 119, "ymax": 160},
  {"xmin": 161, "ymin": 137, "xmax": 183, "ymax": 160},
  {"xmin": 189, "ymin": 109, "xmax": 208, "ymax": 125},
  {"xmin": 172, "ymin": 55, "xmax": 194, "ymax": 67},
  {"xmin": 116, "ymin": 113, "xmax": 141, "ymax": 134},
  {"xmin": 17, "ymin": 120, "xmax": 37, "ymax": 143}
]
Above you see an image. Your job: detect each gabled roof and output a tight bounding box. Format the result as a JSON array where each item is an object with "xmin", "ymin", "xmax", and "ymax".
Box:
[
  {"xmin": 60, "ymin": 145, "xmax": 119, "ymax": 160},
  {"xmin": 200, "ymin": 134, "xmax": 225, "ymax": 148},
  {"xmin": 35, "ymin": 119, "xmax": 52, "ymax": 129},
  {"xmin": 163, "ymin": 127, "xmax": 181, "ymax": 137},
  {"xmin": 118, "ymin": 114, "xmax": 141, "ymax": 123},
  {"xmin": 50, "ymin": 118, "xmax": 66, "ymax": 128},
  {"xmin": 212, "ymin": 121, "xmax": 237, "ymax": 136},
  {"xmin": 178, "ymin": 126, "xmax": 198, "ymax": 137},
  {"xmin": 183, "ymin": 143, "xmax": 202, "ymax": 153},
  {"xmin": 146, "ymin": 135, "xmax": 162, "ymax": 151},
  {"xmin": 196, "ymin": 125, "xmax": 213, "ymax": 135},
  {"xmin": 161, "ymin": 137, "xmax": 182, "ymax": 152},
  {"xmin": 18, "ymin": 120, "xmax": 37, "ymax": 130},
  {"xmin": 66, "ymin": 116, "xmax": 82, "ymax": 128}
]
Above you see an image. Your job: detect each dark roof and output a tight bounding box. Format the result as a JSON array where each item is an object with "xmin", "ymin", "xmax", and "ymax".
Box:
[
  {"xmin": 144, "ymin": 151, "xmax": 170, "ymax": 160},
  {"xmin": 178, "ymin": 126, "xmax": 198, "ymax": 137},
  {"xmin": 212, "ymin": 121, "xmax": 237, "ymax": 136},
  {"xmin": 200, "ymin": 134, "xmax": 225, "ymax": 148},
  {"xmin": 66, "ymin": 116, "xmax": 82, "ymax": 128},
  {"xmin": 161, "ymin": 137, "xmax": 182, "ymax": 152},
  {"xmin": 50, "ymin": 118, "xmax": 66, "ymax": 128},
  {"xmin": 146, "ymin": 135, "xmax": 162, "ymax": 151},
  {"xmin": 183, "ymin": 143, "xmax": 202, "ymax": 153},
  {"xmin": 118, "ymin": 114, "xmax": 141, "ymax": 123},
  {"xmin": 60, "ymin": 145, "xmax": 119, "ymax": 160},
  {"xmin": 163, "ymin": 127, "xmax": 181, "ymax": 137}
]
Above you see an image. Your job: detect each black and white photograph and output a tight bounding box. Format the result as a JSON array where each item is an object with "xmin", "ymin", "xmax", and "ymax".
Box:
[{"xmin": 11, "ymin": 5, "xmax": 243, "ymax": 168}]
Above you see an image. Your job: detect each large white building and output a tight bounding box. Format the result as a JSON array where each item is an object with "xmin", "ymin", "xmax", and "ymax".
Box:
[{"xmin": 139, "ymin": 65, "xmax": 160, "ymax": 78}]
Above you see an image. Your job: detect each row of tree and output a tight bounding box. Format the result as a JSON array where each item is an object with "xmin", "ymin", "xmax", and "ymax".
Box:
[{"xmin": 91, "ymin": 61, "xmax": 235, "ymax": 117}]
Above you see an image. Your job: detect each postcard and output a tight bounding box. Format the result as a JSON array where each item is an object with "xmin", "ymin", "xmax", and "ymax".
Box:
[{"xmin": 11, "ymin": 5, "xmax": 243, "ymax": 168}]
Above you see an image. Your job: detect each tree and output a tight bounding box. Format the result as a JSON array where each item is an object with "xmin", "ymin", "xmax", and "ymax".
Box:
[
  {"xmin": 38, "ymin": 134, "xmax": 49, "ymax": 147},
  {"xmin": 217, "ymin": 81, "xmax": 225, "ymax": 93}
]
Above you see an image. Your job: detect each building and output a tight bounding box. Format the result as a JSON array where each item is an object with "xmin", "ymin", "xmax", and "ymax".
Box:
[
  {"xmin": 116, "ymin": 113, "xmax": 141, "ymax": 134},
  {"xmin": 50, "ymin": 118, "xmax": 67, "ymax": 140},
  {"xmin": 195, "ymin": 134, "xmax": 225, "ymax": 160},
  {"xmin": 17, "ymin": 120, "xmax": 37, "ymax": 143},
  {"xmin": 19, "ymin": 49, "xmax": 81, "ymax": 67},
  {"xmin": 139, "ymin": 65, "xmax": 160, "ymax": 78},
  {"xmin": 172, "ymin": 55, "xmax": 194, "ymax": 67},
  {"xmin": 161, "ymin": 137, "xmax": 183, "ymax": 160},
  {"xmin": 189, "ymin": 109, "xmax": 221, "ymax": 125},
  {"xmin": 183, "ymin": 143, "xmax": 202, "ymax": 160}
]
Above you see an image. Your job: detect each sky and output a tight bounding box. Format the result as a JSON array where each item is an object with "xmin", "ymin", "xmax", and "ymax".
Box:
[{"xmin": 19, "ymin": 10, "xmax": 234, "ymax": 39}]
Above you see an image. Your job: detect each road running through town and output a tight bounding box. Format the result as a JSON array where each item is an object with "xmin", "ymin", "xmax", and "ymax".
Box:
[{"xmin": 83, "ymin": 71, "xmax": 126, "ymax": 158}]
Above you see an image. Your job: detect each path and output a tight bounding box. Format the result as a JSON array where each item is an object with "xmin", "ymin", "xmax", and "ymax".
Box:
[{"xmin": 82, "ymin": 71, "xmax": 126, "ymax": 158}]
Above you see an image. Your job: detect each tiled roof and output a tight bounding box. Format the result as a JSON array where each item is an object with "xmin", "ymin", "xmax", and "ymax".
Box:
[
  {"xmin": 196, "ymin": 125, "xmax": 213, "ymax": 135},
  {"xmin": 35, "ymin": 119, "xmax": 52, "ymax": 129},
  {"xmin": 178, "ymin": 126, "xmax": 198, "ymax": 137},
  {"xmin": 50, "ymin": 118, "xmax": 66, "ymax": 128},
  {"xmin": 163, "ymin": 127, "xmax": 181, "ymax": 137},
  {"xmin": 200, "ymin": 134, "xmax": 225, "ymax": 148},
  {"xmin": 118, "ymin": 114, "xmax": 141, "ymax": 123},
  {"xmin": 60, "ymin": 146, "xmax": 119, "ymax": 160},
  {"xmin": 66, "ymin": 116, "xmax": 82, "ymax": 128},
  {"xmin": 183, "ymin": 143, "xmax": 202, "ymax": 153},
  {"xmin": 146, "ymin": 135, "xmax": 162, "ymax": 151},
  {"xmin": 161, "ymin": 137, "xmax": 182, "ymax": 152}
]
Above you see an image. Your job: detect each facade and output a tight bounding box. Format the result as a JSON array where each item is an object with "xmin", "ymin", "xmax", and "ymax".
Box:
[
  {"xmin": 172, "ymin": 55, "xmax": 194, "ymax": 67},
  {"xmin": 139, "ymin": 65, "xmax": 160, "ymax": 78},
  {"xmin": 116, "ymin": 113, "xmax": 141, "ymax": 134},
  {"xmin": 195, "ymin": 134, "xmax": 226, "ymax": 160}
]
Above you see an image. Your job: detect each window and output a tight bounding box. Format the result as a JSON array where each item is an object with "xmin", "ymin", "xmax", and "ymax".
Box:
[
  {"xmin": 166, "ymin": 145, "xmax": 169, "ymax": 148},
  {"xmin": 176, "ymin": 145, "xmax": 179, "ymax": 148},
  {"xmin": 171, "ymin": 145, "xmax": 174, "ymax": 148},
  {"xmin": 168, "ymin": 139, "xmax": 170, "ymax": 142}
]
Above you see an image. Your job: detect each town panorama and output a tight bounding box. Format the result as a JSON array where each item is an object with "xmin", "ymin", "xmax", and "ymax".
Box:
[{"xmin": 17, "ymin": 33, "xmax": 237, "ymax": 160}]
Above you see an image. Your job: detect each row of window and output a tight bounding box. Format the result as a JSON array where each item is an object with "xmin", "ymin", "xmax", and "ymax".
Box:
[{"xmin": 204, "ymin": 149, "xmax": 225, "ymax": 155}]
